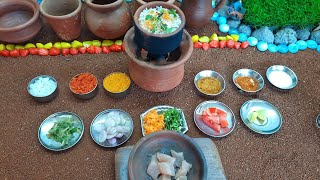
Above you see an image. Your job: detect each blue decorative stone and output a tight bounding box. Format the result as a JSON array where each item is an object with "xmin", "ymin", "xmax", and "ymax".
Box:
[
  {"xmin": 257, "ymin": 41, "xmax": 268, "ymax": 51},
  {"xmin": 278, "ymin": 44, "xmax": 289, "ymax": 54},
  {"xmin": 238, "ymin": 24, "xmax": 252, "ymax": 36},
  {"xmin": 317, "ymin": 45, "xmax": 320, "ymax": 53},
  {"xmin": 306, "ymin": 40, "xmax": 318, "ymax": 49},
  {"xmin": 228, "ymin": 28, "xmax": 239, "ymax": 35},
  {"xmin": 217, "ymin": 17, "xmax": 227, "ymax": 25},
  {"xmin": 212, "ymin": 0, "xmax": 215, "ymax": 8},
  {"xmin": 227, "ymin": 19, "xmax": 241, "ymax": 29},
  {"xmin": 219, "ymin": 24, "xmax": 230, "ymax": 33},
  {"xmin": 310, "ymin": 31, "xmax": 320, "ymax": 44},
  {"xmin": 296, "ymin": 40, "xmax": 307, "ymax": 50},
  {"xmin": 274, "ymin": 28, "xmax": 297, "ymax": 45},
  {"xmin": 247, "ymin": 37, "xmax": 258, "ymax": 46},
  {"xmin": 217, "ymin": 5, "xmax": 230, "ymax": 18},
  {"xmin": 296, "ymin": 28, "xmax": 310, "ymax": 40},
  {"xmin": 268, "ymin": 44, "xmax": 278, "ymax": 53},
  {"xmin": 238, "ymin": 33, "xmax": 248, "ymax": 42},
  {"xmin": 210, "ymin": 12, "xmax": 219, "ymax": 21},
  {"xmin": 288, "ymin": 44, "xmax": 299, "ymax": 54},
  {"xmin": 251, "ymin": 27, "xmax": 274, "ymax": 44}
]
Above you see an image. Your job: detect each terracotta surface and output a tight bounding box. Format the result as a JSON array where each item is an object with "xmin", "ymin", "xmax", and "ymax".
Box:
[
  {"xmin": 181, "ymin": 0, "xmax": 227, "ymax": 28},
  {"xmin": 0, "ymin": 4, "xmax": 320, "ymax": 180},
  {"xmin": 84, "ymin": 0, "xmax": 132, "ymax": 39},
  {"xmin": 40, "ymin": 0, "xmax": 82, "ymax": 41},
  {"xmin": 0, "ymin": 0, "xmax": 41, "ymax": 43},
  {"xmin": 125, "ymin": 28, "xmax": 193, "ymax": 92}
]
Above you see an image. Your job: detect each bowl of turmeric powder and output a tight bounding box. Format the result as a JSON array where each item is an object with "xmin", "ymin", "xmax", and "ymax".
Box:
[
  {"xmin": 103, "ymin": 72, "xmax": 131, "ymax": 98},
  {"xmin": 69, "ymin": 72, "xmax": 98, "ymax": 100}
]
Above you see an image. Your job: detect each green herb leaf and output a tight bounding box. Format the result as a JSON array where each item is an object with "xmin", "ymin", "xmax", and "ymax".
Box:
[{"xmin": 145, "ymin": 14, "xmax": 153, "ymax": 20}]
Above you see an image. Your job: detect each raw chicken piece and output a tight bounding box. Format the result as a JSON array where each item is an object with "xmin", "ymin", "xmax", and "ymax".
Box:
[
  {"xmin": 158, "ymin": 162, "xmax": 175, "ymax": 176},
  {"xmin": 104, "ymin": 118, "xmax": 116, "ymax": 128},
  {"xmin": 93, "ymin": 122, "xmax": 105, "ymax": 133},
  {"xmin": 97, "ymin": 130, "xmax": 108, "ymax": 143},
  {"xmin": 157, "ymin": 152, "xmax": 176, "ymax": 165},
  {"xmin": 147, "ymin": 155, "xmax": 161, "ymax": 180},
  {"xmin": 106, "ymin": 111, "xmax": 121, "ymax": 125},
  {"xmin": 174, "ymin": 160, "xmax": 192, "ymax": 179},
  {"xmin": 158, "ymin": 174, "xmax": 171, "ymax": 180},
  {"xmin": 106, "ymin": 127, "xmax": 118, "ymax": 139},
  {"xmin": 176, "ymin": 176, "xmax": 187, "ymax": 180},
  {"xmin": 171, "ymin": 150, "xmax": 184, "ymax": 167}
]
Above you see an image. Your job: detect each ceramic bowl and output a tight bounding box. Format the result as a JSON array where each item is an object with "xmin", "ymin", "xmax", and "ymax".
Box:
[
  {"xmin": 128, "ymin": 131, "xmax": 207, "ymax": 180},
  {"xmin": 194, "ymin": 70, "xmax": 226, "ymax": 96},
  {"xmin": 133, "ymin": 1, "xmax": 186, "ymax": 59},
  {"xmin": 0, "ymin": 0, "xmax": 41, "ymax": 43},
  {"xmin": 232, "ymin": 68, "xmax": 264, "ymax": 93},
  {"xmin": 27, "ymin": 75, "xmax": 58, "ymax": 103},
  {"xmin": 103, "ymin": 72, "xmax": 131, "ymax": 98},
  {"xmin": 69, "ymin": 73, "xmax": 98, "ymax": 100}
]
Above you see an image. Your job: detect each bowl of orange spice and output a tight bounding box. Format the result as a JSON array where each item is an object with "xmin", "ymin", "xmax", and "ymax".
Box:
[
  {"xmin": 103, "ymin": 72, "xmax": 131, "ymax": 98},
  {"xmin": 69, "ymin": 72, "xmax": 98, "ymax": 100},
  {"xmin": 233, "ymin": 69, "xmax": 264, "ymax": 93}
]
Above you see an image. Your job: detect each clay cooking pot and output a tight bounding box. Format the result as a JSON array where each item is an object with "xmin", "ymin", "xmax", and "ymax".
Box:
[
  {"xmin": 180, "ymin": 0, "xmax": 227, "ymax": 28},
  {"xmin": 40, "ymin": 0, "xmax": 82, "ymax": 41},
  {"xmin": 0, "ymin": 0, "xmax": 41, "ymax": 43},
  {"xmin": 84, "ymin": 0, "xmax": 132, "ymax": 39}
]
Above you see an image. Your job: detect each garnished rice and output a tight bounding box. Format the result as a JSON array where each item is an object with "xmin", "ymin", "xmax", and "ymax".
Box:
[{"xmin": 138, "ymin": 6, "xmax": 182, "ymax": 34}]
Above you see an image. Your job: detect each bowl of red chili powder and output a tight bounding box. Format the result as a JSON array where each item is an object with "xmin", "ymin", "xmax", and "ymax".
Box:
[{"xmin": 69, "ymin": 72, "xmax": 98, "ymax": 100}]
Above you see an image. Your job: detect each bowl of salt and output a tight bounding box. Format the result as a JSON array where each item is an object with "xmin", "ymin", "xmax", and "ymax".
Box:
[
  {"xmin": 27, "ymin": 75, "xmax": 58, "ymax": 102},
  {"xmin": 266, "ymin": 65, "xmax": 298, "ymax": 90}
]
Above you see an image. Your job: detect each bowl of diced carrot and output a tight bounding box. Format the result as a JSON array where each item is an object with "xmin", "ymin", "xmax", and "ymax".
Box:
[{"xmin": 69, "ymin": 72, "xmax": 98, "ymax": 100}]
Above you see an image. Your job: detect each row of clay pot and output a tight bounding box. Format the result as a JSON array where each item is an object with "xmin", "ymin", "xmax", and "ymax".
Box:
[{"xmin": 0, "ymin": 0, "xmax": 226, "ymax": 43}]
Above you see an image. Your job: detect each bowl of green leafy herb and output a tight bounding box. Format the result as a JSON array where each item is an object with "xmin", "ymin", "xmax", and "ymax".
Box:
[{"xmin": 38, "ymin": 112, "xmax": 84, "ymax": 151}]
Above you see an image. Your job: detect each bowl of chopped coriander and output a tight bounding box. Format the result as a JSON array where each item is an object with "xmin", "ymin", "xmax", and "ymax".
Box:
[
  {"xmin": 140, "ymin": 105, "xmax": 188, "ymax": 136},
  {"xmin": 38, "ymin": 111, "xmax": 84, "ymax": 151}
]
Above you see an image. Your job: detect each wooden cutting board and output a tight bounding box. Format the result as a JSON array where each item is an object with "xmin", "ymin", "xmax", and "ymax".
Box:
[{"xmin": 115, "ymin": 138, "xmax": 227, "ymax": 180}]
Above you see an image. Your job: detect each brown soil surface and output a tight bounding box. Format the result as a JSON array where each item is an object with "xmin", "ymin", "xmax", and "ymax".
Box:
[{"xmin": 0, "ymin": 3, "xmax": 319, "ymax": 180}]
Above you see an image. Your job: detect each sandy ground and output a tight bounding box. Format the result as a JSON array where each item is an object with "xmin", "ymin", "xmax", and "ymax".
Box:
[{"xmin": 0, "ymin": 2, "xmax": 319, "ymax": 180}]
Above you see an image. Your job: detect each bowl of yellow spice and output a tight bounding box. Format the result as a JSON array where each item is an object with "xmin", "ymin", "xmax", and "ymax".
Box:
[
  {"xmin": 103, "ymin": 72, "xmax": 131, "ymax": 98},
  {"xmin": 194, "ymin": 70, "xmax": 226, "ymax": 96}
]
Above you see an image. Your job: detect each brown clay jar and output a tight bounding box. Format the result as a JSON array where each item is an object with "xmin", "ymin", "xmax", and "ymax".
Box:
[
  {"xmin": 180, "ymin": 0, "xmax": 226, "ymax": 28},
  {"xmin": 40, "ymin": 0, "xmax": 82, "ymax": 41},
  {"xmin": 84, "ymin": 0, "xmax": 132, "ymax": 39},
  {"xmin": 0, "ymin": 0, "xmax": 41, "ymax": 43}
]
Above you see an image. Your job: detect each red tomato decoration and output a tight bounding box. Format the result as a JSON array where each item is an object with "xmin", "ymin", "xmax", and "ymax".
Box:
[
  {"xmin": 234, "ymin": 42, "xmax": 241, "ymax": 49},
  {"xmin": 10, "ymin": 49, "xmax": 20, "ymax": 57},
  {"xmin": 0, "ymin": 50, "xmax": 10, "ymax": 57},
  {"xmin": 209, "ymin": 40, "xmax": 219, "ymax": 48},
  {"xmin": 194, "ymin": 42, "xmax": 203, "ymax": 49},
  {"xmin": 78, "ymin": 47, "xmax": 87, "ymax": 54},
  {"xmin": 61, "ymin": 48, "xmax": 70, "ymax": 56},
  {"xmin": 29, "ymin": 48, "xmax": 39, "ymax": 55},
  {"xmin": 202, "ymin": 42, "xmax": 209, "ymax": 51},
  {"xmin": 49, "ymin": 47, "xmax": 60, "ymax": 56},
  {"xmin": 219, "ymin": 40, "xmax": 226, "ymax": 48},
  {"xmin": 19, "ymin": 49, "xmax": 29, "ymax": 57},
  {"xmin": 201, "ymin": 107, "xmax": 229, "ymax": 133},
  {"xmin": 109, "ymin": 44, "xmax": 122, "ymax": 52},
  {"xmin": 38, "ymin": 48, "xmax": 49, "ymax": 56},
  {"xmin": 70, "ymin": 48, "xmax": 79, "ymax": 55},
  {"xmin": 102, "ymin": 46, "xmax": 111, "ymax": 54},
  {"xmin": 94, "ymin": 46, "xmax": 102, "ymax": 54},
  {"xmin": 226, "ymin": 40, "xmax": 235, "ymax": 48},
  {"xmin": 241, "ymin": 41, "xmax": 249, "ymax": 49},
  {"xmin": 87, "ymin": 46, "xmax": 95, "ymax": 54}
]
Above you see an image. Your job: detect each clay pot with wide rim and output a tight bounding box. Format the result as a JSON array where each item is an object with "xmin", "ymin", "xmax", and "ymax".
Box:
[
  {"xmin": 40, "ymin": 0, "xmax": 82, "ymax": 41},
  {"xmin": 124, "ymin": 27, "xmax": 193, "ymax": 92},
  {"xmin": 0, "ymin": 0, "xmax": 41, "ymax": 43},
  {"xmin": 84, "ymin": 0, "xmax": 132, "ymax": 39},
  {"xmin": 180, "ymin": 0, "xmax": 227, "ymax": 28},
  {"xmin": 133, "ymin": 1, "xmax": 186, "ymax": 60}
]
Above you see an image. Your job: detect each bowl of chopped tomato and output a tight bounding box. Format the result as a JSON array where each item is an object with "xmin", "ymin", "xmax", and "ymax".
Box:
[{"xmin": 69, "ymin": 72, "xmax": 98, "ymax": 100}]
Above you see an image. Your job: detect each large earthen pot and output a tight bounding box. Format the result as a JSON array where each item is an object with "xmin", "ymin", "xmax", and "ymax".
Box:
[
  {"xmin": 0, "ymin": 0, "xmax": 41, "ymax": 43},
  {"xmin": 124, "ymin": 28, "xmax": 193, "ymax": 92},
  {"xmin": 84, "ymin": 0, "xmax": 132, "ymax": 39},
  {"xmin": 180, "ymin": 0, "xmax": 227, "ymax": 28},
  {"xmin": 40, "ymin": 0, "xmax": 82, "ymax": 41}
]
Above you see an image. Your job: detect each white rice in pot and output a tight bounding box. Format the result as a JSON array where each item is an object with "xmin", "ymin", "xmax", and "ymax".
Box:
[{"xmin": 138, "ymin": 6, "xmax": 182, "ymax": 34}]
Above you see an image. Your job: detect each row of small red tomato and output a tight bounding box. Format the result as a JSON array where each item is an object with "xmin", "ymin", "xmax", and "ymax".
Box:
[
  {"xmin": 194, "ymin": 40, "xmax": 250, "ymax": 50},
  {"xmin": 0, "ymin": 44, "xmax": 124, "ymax": 58}
]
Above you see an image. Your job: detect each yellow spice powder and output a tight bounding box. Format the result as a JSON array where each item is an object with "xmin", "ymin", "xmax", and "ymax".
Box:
[{"xmin": 103, "ymin": 73, "xmax": 131, "ymax": 93}]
